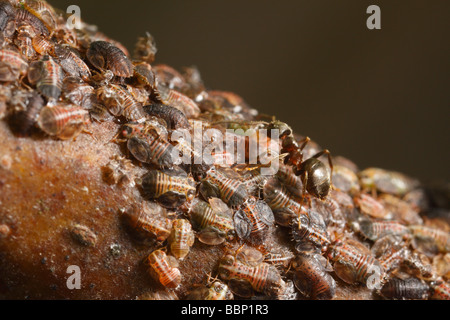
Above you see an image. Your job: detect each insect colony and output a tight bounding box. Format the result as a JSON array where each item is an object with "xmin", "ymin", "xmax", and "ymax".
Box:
[{"xmin": 0, "ymin": 0, "xmax": 448, "ymax": 300}]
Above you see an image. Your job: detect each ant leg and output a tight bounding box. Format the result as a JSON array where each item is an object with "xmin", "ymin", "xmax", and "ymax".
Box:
[
  {"xmin": 212, "ymin": 274, "xmax": 219, "ymax": 283},
  {"xmin": 286, "ymin": 261, "xmax": 293, "ymax": 274},
  {"xmin": 81, "ymin": 128, "xmax": 97, "ymax": 142},
  {"xmin": 311, "ymin": 149, "xmax": 331, "ymax": 161},
  {"xmin": 206, "ymin": 272, "xmax": 218, "ymax": 284},
  {"xmin": 298, "ymin": 136, "xmax": 311, "ymax": 151},
  {"xmin": 109, "ymin": 130, "xmax": 127, "ymax": 144},
  {"xmin": 233, "ymin": 243, "xmax": 246, "ymax": 261},
  {"xmin": 299, "ymin": 171, "xmax": 308, "ymax": 217},
  {"xmin": 19, "ymin": 75, "xmax": 33, "ymax": 90},
  {"xmin": 223, "ymin": 241, "xmax": 235, "ymax": 252}
]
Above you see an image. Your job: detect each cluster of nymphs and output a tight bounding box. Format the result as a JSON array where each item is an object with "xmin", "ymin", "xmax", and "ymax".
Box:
[{"xmin": 0, "ymin": 0, "xmax": 448, "ymax": 300}]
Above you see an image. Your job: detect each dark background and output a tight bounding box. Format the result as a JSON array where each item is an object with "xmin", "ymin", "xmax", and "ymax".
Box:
[{"xmin": 49, "ymin": 0, "xmax": 449, "ymax": 183}]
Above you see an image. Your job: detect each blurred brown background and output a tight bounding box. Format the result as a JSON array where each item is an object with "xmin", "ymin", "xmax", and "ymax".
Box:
[{"xmin": 49, "ymin": 0, "xmax": 449, "ymax": 182}]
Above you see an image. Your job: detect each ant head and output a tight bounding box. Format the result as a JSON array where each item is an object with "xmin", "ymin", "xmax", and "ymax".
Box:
[{"xmin": 269, "ymin": 120, "xmax": 292, "ymax": 137}]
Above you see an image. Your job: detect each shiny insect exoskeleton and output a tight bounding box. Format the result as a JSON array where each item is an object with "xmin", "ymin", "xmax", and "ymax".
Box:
[
  {"xmin": 376, "ymin": 243, "xmax": 409, "ymax": 277},
  {"xmin": 326, "ymin": 237, "xmax": 383, "ymax": 285},
  {"xmin": 120, "ymin": 118, "xmax": 169, "ymax": 141},
  {"xmin": 331, "ymin": 164, "xmax": 361, "ymax": 194},
  {"xmin": 127, "ymin": 84, "xmax": 150, "ymax": 105},
  {"xmin": 146, "ymin": 249, "xmax": 181, "ymax": 288},
  {"xmin": 218, "ymin": 248, "xmax": 286, "ymax": 298},
  {"xmin": 52, "ymin": 18, "xmax": 78, "ymax": 47},
  {"xmin": 354, "ymin": 193, "xmax": 391, "ymax": 220},
  {"xmin": 295, "ymin": 148, "xmax": 333, "ymax": 201},
  {"xmin": 23, "ymin": 0, "xmax": 57, "ymax": 32},
  {"xmin": 329, "ymin": 188, "xmax": 355, "ymax": 209},
  {"xmin": 275, "ymin": 163, "xmax": 303, "ymax": 196},
  {"xmin": 403, "ymin": 251, "xmax": 434, "ymax": 280},
  {"xmin": 31, "ymin": 33, "xmax": 53, "ymax": 55},
  {"xmin": 291, "ymin": 212, "xmax": 331, "ymax": 253},
  {"xmin": 357, "ymin": 218, "xmax": 410, "ymax": 241},
  {"xmin": 188, "ymin": 197, "xmax": 234, "ymax": 245},
  {"xmin": 262, "ymin": 248, "xmax": 294, "ymax": 269},
  {"xmin": 69, "ymin": 223, "xmax": 97, "ymax": 247},
  {"xmin": 159, "ymin": 88, "xmax": 201, "ymax": 119},
  {"xmin": 62, "ymin": 76, "xmax": 96, "ymax": 109},
  {"xmin": 28, "ymin": 55, "xmax": 64, "ymax": 100},
  {"xmin": 133, "ymin": 31, "xmax": 157, "ymax": 64},
  {"xmin": 241, "ymin": 168, "xmax": 270, "ymax": 196},
  {"xmin": 121, "ymin": 203, "xmax": 172, "ymax": 242},
  {"xmin": 291, "ymin": 252, "xmax": 336, "ymax": 300},
  {"xmin": 221, "ymin": 119, "xmax": 330, "ymax": 198},
  {"xmin": 96, "ymin": 83, "xmax": 145, "ymax": 122},
  {"xmin": 14, "ymin": 24, "xmax": 35, "ymax": 59},
  {"xmin": 409, "ymin": 225, "xmax": 450, "ymax": 254},
  {"xmin": 121, "ymin": 122, "xmax": 176, "ymax": 167},
  {"xmin": 379, "ymin": 278, "xmax": 431, "ymax": 300},
  {"xmin": 53, "ymin": 44, "xmax": 91, "ymax": 81},
  {"xmin": 168, "ymin": 219, "xmax": 195, "ymax": 260},
  {"xmin": 86, "ymin": 40, "xmax": 133, "ymax": 78},
  {"xmin": 200, "ymin": 166, "xmax": 249, "ymax": 208},
  {"xmin": 358, "ymin": 167, "xmax": 419, "ymax": 197},
  {"xmin": 1, "ymin": 0, "xmax": 445, "ymax": 301},
  {"xmin": 233, "ymin": 245, "xmax": 266, "ymax": 267},
  {"xmin": 371, "ymin": 234, "xmax": 405, "ymax": 256},
  {"xmin": 233, "ymin": 196, "xmax": 274, "ymax": 244},
  {"xmin": 186, "ymin": 278, "xmax": 234, "ymax": 300},
  {"xmin": 89, "ymin": 103, "xmax": 114, "ymax": 122},
  {"xmin": 315, "ymin": 196, "xmax": 346, "ymax": 229},
  {"xmin": 143, "ymin": 103, "xmax": 191, "ymax": 130},
  {"xmin": 37, "ymin": 104, "xmax": 90, "ymax": 140},
  {"xmin": 141, "ymin": 168, "xmax": 196, "ymax": 209},
  {"xmin": 132, "ymin": 61, "xmax": 156, "ymax": 89},
  {"xmin": 0, "ymin": 48, "xmax": 28, "ymax": 81},
  {"xmin": 14, "ymin": 5, "xmax": 49, "ymax": 37},
  {"xmin": 267, "ymin": 121, "xmax": 333, "ymax": 200},
  {"xmin": 89, "ymin": 68, "xmax": 114, "ymax": 86},
  {"xmin": 263, "ymin": 177, "xmax": 306, "ymax": 226}
]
